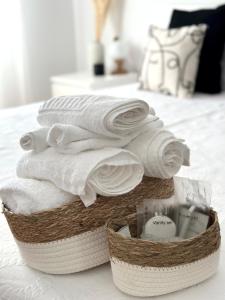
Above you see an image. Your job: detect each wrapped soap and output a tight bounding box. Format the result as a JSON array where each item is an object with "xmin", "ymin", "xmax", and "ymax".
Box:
[
  {"xmin": 142, "ymin": 212, "xmax": 177, "ymax": 241},
  {"xmin": 137, "ymin": 197, "xmax": 179, "ymax": 242},
  {"xmin": 174, "ymin": 177, "xmax": 211, "ymax": 239},
  {"xmin": 136, "ymin": 178, "xmax": 212, "ymax": 242}
]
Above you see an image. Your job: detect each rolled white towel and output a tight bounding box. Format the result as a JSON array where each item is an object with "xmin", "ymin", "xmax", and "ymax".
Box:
[
  {"xmin": 47, "ymin": 124, "xmax": 98, "ymax": 146},
  {"xmin": 20, "ymin": 128, "xmax": 49, "ymax": 152},
  {"xmin": 16, "ymin": 147, "xmax": 144, "ymax": 207},
  {"xmin": 0, "ymin": 178, "xmax": 74, "ymax": 215},
  {"xmin": 54, "ymin": 136, "xmax": 132, "ymax": 155},
  {"xmin": 126, "ymin": 128, "xmax": 190, "ymax": 179},
  {"xmin": 47, "ymin": 117, "xmax": 163, "ymax": 155},
  {"xmin": 38, "ymin": 95, "xmax": 153, "ymax": 137}
]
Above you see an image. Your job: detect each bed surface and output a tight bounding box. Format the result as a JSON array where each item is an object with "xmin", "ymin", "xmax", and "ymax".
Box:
[{"xmin": 1, "ymin": 83, "xmax": 225, "ymax": 299}]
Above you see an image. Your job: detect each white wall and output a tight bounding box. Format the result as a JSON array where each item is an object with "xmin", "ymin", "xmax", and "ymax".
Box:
[
  {"xmin": 21, "ymin": 0, "xmax": 76, "ymax": 102},
  {"xmin": 120, "ymin": 0, "xmax": 225, "ymax": 70},
  {"xmin": 73, "ymin": 0, "xmax": 94, "ymax": 71},
  {"xmin": 73, "ymin": 0, "xmax": 125, "ymax": 72},
  {"xmin": 73, "ymin": 0, "xmax": 225, "ymax": 72}
]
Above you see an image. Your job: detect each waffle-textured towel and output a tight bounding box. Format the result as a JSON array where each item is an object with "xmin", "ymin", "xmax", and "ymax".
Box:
[
  {"xmin": 47, "ymin": 117, "xmax": 163, "ymax": 155},
  {"xmin": 16, "ymin": 147, "xmax": 144, "ymax": 207},
  {"xmin": 0, "ymin": 178, "xmax": 74, "ymax": 215},
  {"xmin": 20, "ymin": 128, "xmax": 49, "ymax": 152},
  {"xmin": 38, "ymin": 95, "xmax": 152, "ymax": 137},
  {"xmin": 126, "ymin": 128, "xmax": 190, "ymax": 179}
]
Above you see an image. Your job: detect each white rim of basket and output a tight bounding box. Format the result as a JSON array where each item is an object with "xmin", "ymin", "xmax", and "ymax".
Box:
[
  {"xmin": 110, "ymin": 249, "xmax": 220, "ymax": 297},
  {"xmin": 15, "ymin": 225, "xmax": 109, "ymax": 274}
]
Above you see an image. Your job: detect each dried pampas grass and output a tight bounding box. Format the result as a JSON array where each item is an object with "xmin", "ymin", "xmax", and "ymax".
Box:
[{"xmin": 92, "ymin": 0, "xmax": 111, "ymax": 41}]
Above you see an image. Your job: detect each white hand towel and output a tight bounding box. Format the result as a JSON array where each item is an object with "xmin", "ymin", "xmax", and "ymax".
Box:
[
  {"xmin": 38, "ymin": 95, "xmax": 153, "ymax": 137},
  {"xmin": 47, "ymin": 124, "xmax": 99, "ymax": 146},
  {"xmin": 0, "ymin": 178, "xmax": 74, "ymax": 215},
  {"xmin": 55, "ymin": 136, "xmax": 133, "ymax": 155},
  {"xmin": 47, "ymin": 117, "xmax": 163, "ymax": 155},
  {"xmin": 16, "ymin": 147, "xmax": 144, "ymax": 207},
  {"xmin": 126, "ymin": 128, "xmax": 190, "ymax": 179},
  {"xmin": 20, "ymin": 128, "xmax": 49, "ymax": 152}
]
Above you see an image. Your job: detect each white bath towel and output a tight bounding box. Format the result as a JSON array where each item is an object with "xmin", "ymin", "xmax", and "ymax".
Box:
[
  {"xmin": 20, "ymin": 128, "xmax": 49, "ymax": 152},
  {"xmin": 47, "ymin": 117, "xmax": 163, "ymax": 155},
  {"xmin": 0, "ymin": 178, "xmax": 74, "ymax": 215},
  {"xmin": 126, "ymin": 128, "xmax": 190, "ymax": 179},
  {"xmin": 38, "ymin": 95, "xmax": 153, "ymax": 137},
  {"xmin": 16, "ymin": 147, "xmax": 144, "ymax": 207}
]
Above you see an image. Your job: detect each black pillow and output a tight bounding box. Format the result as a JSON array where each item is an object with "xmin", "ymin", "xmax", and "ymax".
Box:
[{"xmin": 169, "ymin": 5, "xmax": 225, "ymax": 94}]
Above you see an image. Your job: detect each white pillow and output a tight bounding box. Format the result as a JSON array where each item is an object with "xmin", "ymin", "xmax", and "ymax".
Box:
[{"xmin": 139, "ymin": 24, "xmax": 207, "ymax": 98}]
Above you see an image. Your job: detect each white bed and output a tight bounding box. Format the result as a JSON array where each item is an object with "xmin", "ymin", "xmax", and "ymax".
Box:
[{"xmin": 1, "ymin": 83, "xmax": 225, "ymax": 299}]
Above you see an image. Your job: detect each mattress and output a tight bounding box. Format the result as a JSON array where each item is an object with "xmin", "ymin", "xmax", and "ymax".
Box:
[{"xmin": 0, "ymin": 83, "xmax": 225, "ymax": 299}]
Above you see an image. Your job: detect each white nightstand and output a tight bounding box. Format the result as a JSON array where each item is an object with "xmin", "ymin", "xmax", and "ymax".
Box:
[{"xmin": 51, "ymin": 72, "xmax": 138, "ymax": 97}]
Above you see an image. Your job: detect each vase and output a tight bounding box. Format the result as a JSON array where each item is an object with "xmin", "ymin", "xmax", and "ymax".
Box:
[{"xmin": 89, "ymin": 41, "xmax": 105, "ymax": 76}]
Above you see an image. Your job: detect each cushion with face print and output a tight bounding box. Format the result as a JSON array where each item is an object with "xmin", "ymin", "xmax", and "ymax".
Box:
[
  {"xmin": 139, "ymin": 24, "xmax": 207, "ymax": 98},
  {"xmin": 169, "ymin": 5, "xmax": 225, "ymax": 94}
]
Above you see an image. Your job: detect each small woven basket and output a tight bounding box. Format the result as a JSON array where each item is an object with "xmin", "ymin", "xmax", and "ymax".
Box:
[
  {"xmin": 3, "ymin": 177, "xmax": 174, "ymax": 274},
  {"xmin": 107, "ymin": 210, "xmax": 221, "ymax": 297}
]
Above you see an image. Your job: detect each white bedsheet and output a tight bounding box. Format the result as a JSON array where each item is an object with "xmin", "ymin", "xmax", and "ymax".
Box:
[{"xmin": 1, "ymin": 83, "xmax": 225, "ymax": 299}]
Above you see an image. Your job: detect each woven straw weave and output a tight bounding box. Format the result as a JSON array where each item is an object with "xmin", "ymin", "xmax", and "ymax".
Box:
[
  {"xmin": 107, "ymin": 210, "xmax": 220, "ymax": 296},
  {"xmin": 4, "ymin": 177, "xmax": 174, "ymax": 243},
  {"xmin": 107, "ymin": 210, "xmax": 220, "ymax": 267}
]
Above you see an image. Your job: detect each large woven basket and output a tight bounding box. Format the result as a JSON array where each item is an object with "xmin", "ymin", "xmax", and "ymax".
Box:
[
  {"xmin": 3, "ymin": 176, "xmax": 174, "ymax": 274},
  {"xmin": 107, "ymin": 210, "xmax": 221, "ymax": 297}
]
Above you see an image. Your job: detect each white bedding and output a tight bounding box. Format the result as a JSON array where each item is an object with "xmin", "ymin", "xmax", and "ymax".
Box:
[{"xmin": 0, "ymin": 83, "xmax": 225, "ymax": 299}]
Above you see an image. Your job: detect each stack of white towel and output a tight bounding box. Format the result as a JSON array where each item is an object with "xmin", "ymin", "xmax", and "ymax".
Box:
[{"xmin": 0, "ymin": 95, "xmax": 190, "ymax": 214}]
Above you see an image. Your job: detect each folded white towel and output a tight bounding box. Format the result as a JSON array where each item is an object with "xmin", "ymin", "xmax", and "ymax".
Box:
[
  {"xmin": 47, "ymin": 117, "xmax": 163, "ymax": 155},
  {"xmin": 126, "ymin": 128, "xmax": 190, "ymax": 179},
  {"xmin": 0, "ymin": 178, "xmax": 74, "ymax": 215},
  {"xmin": 16, "ymin": 147, "xmax": 144, "ymax": 207},
  {"xmin": 38, "ymin": 95, "xmax": 153, "ymax": 137},
  {"xmin": 20, "ymin": 128, "xmax": 49, "ymax": 152}
]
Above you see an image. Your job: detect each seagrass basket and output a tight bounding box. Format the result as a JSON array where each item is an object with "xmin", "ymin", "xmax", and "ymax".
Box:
[
  {"xmin": 107, "ymin": 210, "xmax": 221, "ymax": 297},
  {"xmin": 3, "ymin": 176, "xmax": 174, "ymax": 274}
]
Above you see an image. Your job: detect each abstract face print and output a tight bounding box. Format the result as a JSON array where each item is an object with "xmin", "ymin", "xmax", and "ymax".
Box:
[{"xmin": 140, "ymin": 24, "xmax": 207, "ymax": 98}]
